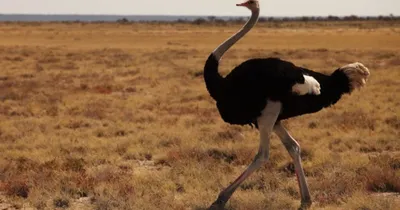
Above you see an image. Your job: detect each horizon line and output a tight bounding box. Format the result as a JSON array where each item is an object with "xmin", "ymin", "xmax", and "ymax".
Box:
[{"xmin": 0, "ymin": 13, "xmax": 398, "ymax": 17}]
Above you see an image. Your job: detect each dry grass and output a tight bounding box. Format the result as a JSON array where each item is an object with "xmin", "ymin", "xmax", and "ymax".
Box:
[{"xmin": 0, "ymin": 21, "xmax": 399, "ymax": 210}]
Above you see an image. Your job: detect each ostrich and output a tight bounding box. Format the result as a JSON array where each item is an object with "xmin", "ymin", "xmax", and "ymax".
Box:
[{"xmin": 203, "ymin": 0, "xmax": 370, "ymax": 209}]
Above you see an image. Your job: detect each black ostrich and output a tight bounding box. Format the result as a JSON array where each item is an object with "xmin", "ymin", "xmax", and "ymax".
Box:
[{"xmin": 204, "ymin": 1, "xmax": 370, "ymax": 210}]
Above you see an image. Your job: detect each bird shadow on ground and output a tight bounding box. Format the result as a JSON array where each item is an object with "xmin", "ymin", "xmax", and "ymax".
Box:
[
  {"xmin": 193, "ymin": 207, "xmax": 208, "ymax": 210},
  {"xmin": 193, "ymin": 205, "xmax": 235, "ymax": 210}
]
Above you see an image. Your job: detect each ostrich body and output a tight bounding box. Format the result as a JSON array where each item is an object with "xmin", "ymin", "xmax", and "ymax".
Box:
[{"xmin": 203, "ymin": 1, "xmax": 370, "ymax": 210}]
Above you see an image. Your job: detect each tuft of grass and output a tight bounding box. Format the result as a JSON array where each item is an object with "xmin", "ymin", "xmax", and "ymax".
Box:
[
  {"xmin": 366, "ymin": 155, "xmax": 400, "ymax": 193},
  {"xmin": 366, "ymin": 169, "xmax": 400, "ymax": 193},
  {"xmin": 53, "ymin": 197, "xmax": 70, "ymax": 208},
  {"xmin": 63, "ymin": 157, "xmax": 86, "ymax": 172},
  {"xmin": 2, "ymin": 178, "xmax": 30, "ymax": 198}
]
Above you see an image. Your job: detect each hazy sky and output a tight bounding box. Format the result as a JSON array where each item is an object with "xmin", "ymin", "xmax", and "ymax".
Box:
[{"xmin": 1, "ymin": 0, "xmax": 399, "ymax": 16}]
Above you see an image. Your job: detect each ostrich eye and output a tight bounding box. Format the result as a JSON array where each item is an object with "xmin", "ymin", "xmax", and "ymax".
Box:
[{"xmin": 248, "ymin": 1, "xmax": 254, "ymax": 4}]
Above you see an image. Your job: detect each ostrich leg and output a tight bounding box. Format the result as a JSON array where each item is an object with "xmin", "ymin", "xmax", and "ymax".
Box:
[
  {"xmin": 274, "ymin": 122, "xmax": 312, "ymax": 209},
  {"xmin": 209, "ymin": 101, "xmax": 282, "ymax": 210}
]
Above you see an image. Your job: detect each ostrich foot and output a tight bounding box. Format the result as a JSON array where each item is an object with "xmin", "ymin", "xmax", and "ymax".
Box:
[
  {"xmin": 340, "ymin": 62, "xmax": 370, "ymax": 92},
  {"xmin": 208, "ymin": 200, "xmax": 225, "ymax": 210},
  {"xmin": 298, "ymin": 199, "xmax": 312, "ymax": 210},
  {"xmin": 292, "ymin": 75, "xmax": 321, "ymax": 95}
]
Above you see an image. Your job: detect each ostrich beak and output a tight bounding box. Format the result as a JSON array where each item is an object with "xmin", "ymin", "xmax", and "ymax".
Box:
[{"xmin": 236, "ymin": 1, "xmax": 249, "ymax": 7}]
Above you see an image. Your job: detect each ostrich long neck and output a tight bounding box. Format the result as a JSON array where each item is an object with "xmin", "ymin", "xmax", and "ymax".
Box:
[
  {"xmin": 212, "ymin": 9, "xmax": 260, "ymax": 60},
  {"xmin": 204, "ymin": 8, "xmax": 260, "ymax": 101}
]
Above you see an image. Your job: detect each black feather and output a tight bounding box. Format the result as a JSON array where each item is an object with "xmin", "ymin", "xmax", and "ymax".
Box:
[
  {"xmin": 204, "ymin": 54, "xmax": 223, "ymax": 101},
  {"xmin": 204, "ymin": 54, "xmax": 353, "ymax": 127},
  {"xmin": 278, "ymin": 67, "xmax": 351, "ymax": 120}
]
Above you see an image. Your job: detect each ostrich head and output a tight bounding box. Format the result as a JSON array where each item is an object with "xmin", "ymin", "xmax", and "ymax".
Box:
[
  {"xmin": 339, "ymin": 62, "xmax": 370, "ymax": 93},
  {"xmin": 236, "ymin": 0, "xmax": 260, "ymax": 11}
]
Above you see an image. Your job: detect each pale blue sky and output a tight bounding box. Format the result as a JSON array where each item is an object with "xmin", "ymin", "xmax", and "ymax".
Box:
[{"xmin": 1, "ymin": 0, "xmax": 398, "ymax": 16}]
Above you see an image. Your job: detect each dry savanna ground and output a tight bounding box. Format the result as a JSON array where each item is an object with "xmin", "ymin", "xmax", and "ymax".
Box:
[{"xmin": 0, "ymin": 21, "xmax": 399, "ymax": 210}]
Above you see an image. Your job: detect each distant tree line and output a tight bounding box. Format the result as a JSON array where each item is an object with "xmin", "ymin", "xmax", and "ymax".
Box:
[{"xmin": 115, "ymin": 14, "xmax": 399, "ymax": 24}]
